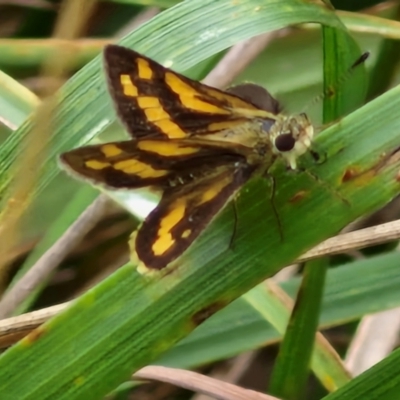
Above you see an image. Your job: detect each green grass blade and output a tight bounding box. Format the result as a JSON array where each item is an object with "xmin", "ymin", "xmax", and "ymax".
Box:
[
  {"xmin": 0, "ymin": 77, "xmax": 399, "ymax": 398},
  {"xmin": 161, "ymin": 251, "xmax": 400, "ymax": 369},
  {"xmin": 0, "ymin": 70, "xmax": 38, "ymax": 131},
  {"xmin": 1, "ymin": 2, "xmax": 398, "ymax": 399},
  {"xmin": 322, "ymin": 26, "xmax": 367, "ymax": 121},
  {"xmin": 269, "ymin": 258, "xmax": 329, "ymax": 399},
  {"xmin": 0, "ymin": 0, "xmax": 352, "ymax": 315},
  {"xmin": 323, "ymin": 348, "xmax": 400, "ymax": 399}
]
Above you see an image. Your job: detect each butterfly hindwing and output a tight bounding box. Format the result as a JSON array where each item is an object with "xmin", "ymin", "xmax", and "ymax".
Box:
[{"xmin": 132, "ymin": 164, "xmax": 255, "ymax": 270}]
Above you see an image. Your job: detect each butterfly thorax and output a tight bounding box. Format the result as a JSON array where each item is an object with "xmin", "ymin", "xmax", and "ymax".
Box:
[{"xmin": 201, "ymin": 112, "xmax": 313, "ymax": 171}]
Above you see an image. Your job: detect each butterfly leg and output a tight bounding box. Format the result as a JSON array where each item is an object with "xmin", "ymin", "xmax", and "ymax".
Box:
[
  {"xmin": 227, "ymin": 171, "xmax": 284, "ymax": 251},
  {"xmin": 265, "ymin": 172, "xmax": 284, "ymax": 242},
  {"xmin": 227, "ymin": 199, "xmax": 239, "ymax": 251}
]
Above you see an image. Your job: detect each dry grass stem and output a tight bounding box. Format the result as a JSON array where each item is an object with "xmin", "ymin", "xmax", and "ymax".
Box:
[
  {"xmin": 0, "ymin": 195, "xmax": 111, "ymax": 319},
  {"xmin": 345, "ymin": 308, "xmax": 400, "ymax": 375},
  {"xmin": 133, "ymin": 366, "xmax": 277, "ymax": 400},
  {"xmin": 299, "ymin": 219, "xmax": 400, "ymax": 261},
  {"xmin": 203, "ymin": 31, "xmax": 283, "ymax": 89}
]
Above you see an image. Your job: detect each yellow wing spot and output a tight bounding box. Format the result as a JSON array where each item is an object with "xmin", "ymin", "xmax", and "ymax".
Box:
[
  {"xmin": 101, "ymin": 144, "xmax": 123, "ymax": 157},
  {"xmin": 154, "ymin": 120, "xmax": 187, "ymax": 138},
  {"xmin": 137, "ymin": 140, "xmax": 200, "ymax": 156},
  {"xmin": 165, "ymin": 72, "xmax": 230, "ymax": 114},
  {"xmin": 120, "ymin": 74, "xmax": 138, "ymax": 97},
  {"xmin": 137, "ymin": 96, "xmax": 161, "ymax": 109},
  {"xmin": 181, "ymin": 229, "xmax": 191, "ymax": 239},
  {"xmin": 152, "ymin": 199, "xmax": 186, "ymax": 256},
  {"xmin": 144, "ymin": 106, "xmax": 170, "ymax": 122},
  {"xmin": 113, "ymin": 159, "xmax": 168, "ymax": 178},
  {"xmin": 137, "ymin": 58, "xmax": 153, "ymax": 79},
  {"xmin": 144, "ymin": 106, "xmax": 186, "ymax": 138},
  {"xmin": 200, "ymin": 174, "xmax": 232, "ymax": 204},
  {"xmin": 85, "ymin": 160, "xmax": 111, "ymax": 170}
]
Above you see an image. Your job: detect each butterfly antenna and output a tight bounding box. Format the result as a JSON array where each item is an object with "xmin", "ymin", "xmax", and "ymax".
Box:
[{"xmin": 302, "ymin": 52, "xmax": 370, "ymax": 113}]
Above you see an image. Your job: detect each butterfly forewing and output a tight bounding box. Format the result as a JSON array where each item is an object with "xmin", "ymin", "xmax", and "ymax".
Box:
[{"xmin": 103, "ymin": 45, "xmax": 276, "ymax": 141}]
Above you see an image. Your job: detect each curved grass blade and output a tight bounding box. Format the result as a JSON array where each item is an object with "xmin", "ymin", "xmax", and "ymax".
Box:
[
  {"xmin": 323, "ymin": 348, "xmax": 400, "ymax": 399},
  {"xmin": 0, "ymin": 70, "xmax": 38, "ymax": 132},
  {"xmin": 0, "ymin": 39, "xmax": 108, "ymax": 71},
  {"xmin": 0, "ymin": 78, "xmax": 399, "ymax": 398},
  {"xmin": 0, "ymin": 0, "xmax": 347, "ymax": 203}
]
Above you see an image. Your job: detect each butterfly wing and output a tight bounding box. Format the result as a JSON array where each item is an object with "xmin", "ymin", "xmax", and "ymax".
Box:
[
  {"xmin": 59, "ymin": 138, "xmax": 250, "ymax": 191},
  {"xmin": 103, "ymin": 45, "xmax": 278, "ymax": 140},
  {"xmin": 60, "ymin": 137, "xmax": 255, "ymax": 270},
  {"xmin": 132, "ymin": 164, "xmax": 255, "ymax": 271}
]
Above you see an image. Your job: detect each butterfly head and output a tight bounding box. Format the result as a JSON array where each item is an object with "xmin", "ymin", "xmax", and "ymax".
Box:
[{"xmin": 268, "ymin": 113, "xmax": 314, "ymax": 170}]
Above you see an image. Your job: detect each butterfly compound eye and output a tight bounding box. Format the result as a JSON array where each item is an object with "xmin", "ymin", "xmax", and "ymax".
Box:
[{"xmin": 274, "ymin": 133, "xmax": 296, "ymax": 152}]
